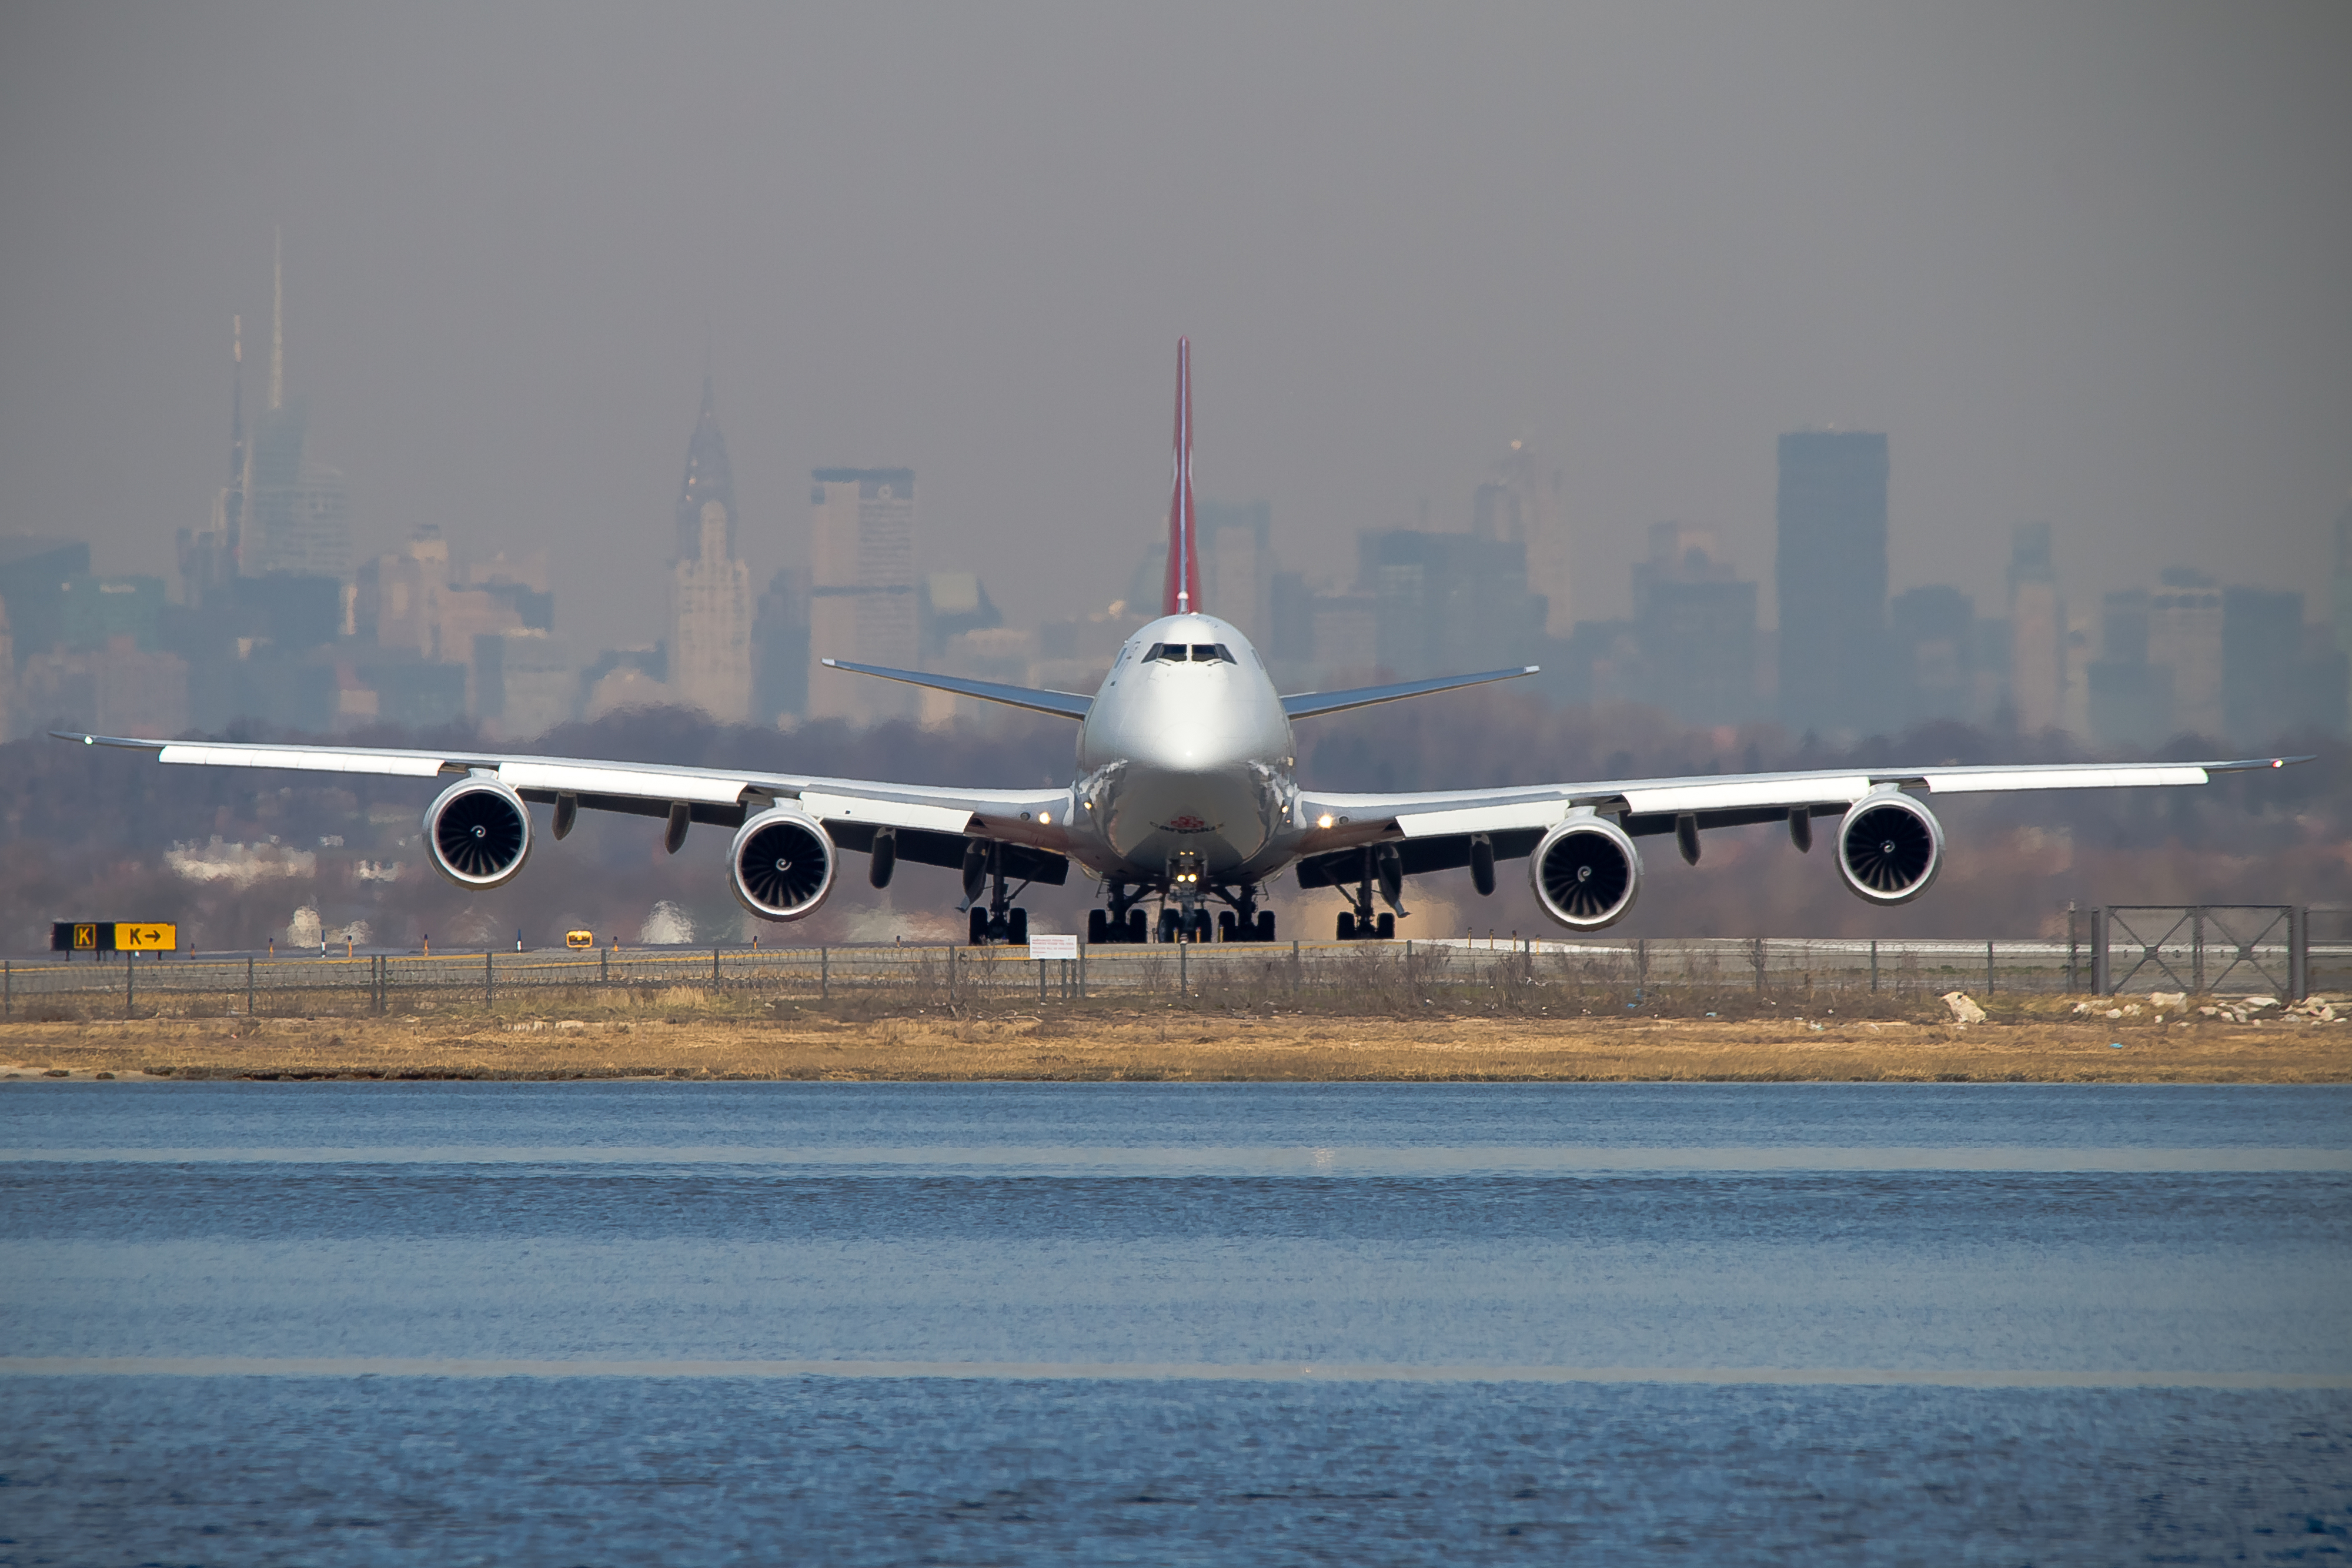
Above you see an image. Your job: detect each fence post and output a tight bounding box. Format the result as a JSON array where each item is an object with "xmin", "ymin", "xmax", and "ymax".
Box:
[
  {"xmin": 600, "ymin": 946, "xmax": 609, "ymax": 985},
  {"xmin": 2290, "ymin": 906, "xmax": 2308, "ymax": 1002},
  {"xmin": 1986, "ymin": 940, "xmax": 1995, "ymax": 997},
  {"xmin": 948, "ymin": 947, "xmax": 957, "ymax": 1004},
  {"xmin": 2092, "ymin": 908, "xmax": 2109, "ymax": 997},
  {"xmin": 2192, "ymin": 908, "xmax": 2206, "ymax": 995},
  {"xmin": 1752, "ymin": 938, "xmax": 1766, "ymax": 994},
  {"xmin": 126, "ymin": 950, "xmax": 134, "ymax": 1019},
  {"xmin": 4, "ymin": 959, "xmax": 9, "ymax": 1020},
  {"xmin": 713, "ymin": 946, "xmax": 720, "ymax": 985},
  {"xmin": 1289, "ymin": 940, "xmax": 1299, "ymax": 998},
  {"xmin": 1870, "ymin": 939, "xmax": 1879, "ymax": 994},
  {"xmin": 2067, "ymin": 904, "xmax": 2078, "ymax": 992},
  {"xmin": 485, "ymin": 950, "xmax": 494, "ymax": 1009},
  {"xmin": 1039, "ymin": 955, "xmax": 1047, "ymax": 1004},
  {"xmin": 247, "ymin": 955, "xmax": 255, "ymax": 1016},
  {"xmin": 820, "ymin": 946, "xmax": 828, "ymax": 1002},
  {"xmin": 1079, "ymin": 940, "xmax": 1087, "ymax": 999},
  {"xmin": 1179, "ymin": 933, "xmax": 1188, "ymax": 997}
]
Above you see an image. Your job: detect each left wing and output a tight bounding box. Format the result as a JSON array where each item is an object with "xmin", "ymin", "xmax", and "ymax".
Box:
[
  {"xmin": 1281, "ymin": 666, "xmax": 1538, "ymax": 720},
  {"xmin": 1289, "ymin": 755, "xmax": 2306, "ymax": 880},
  {"xmin": 53, "ymin": 731, "xmax": 1077, "ymax": 882}
]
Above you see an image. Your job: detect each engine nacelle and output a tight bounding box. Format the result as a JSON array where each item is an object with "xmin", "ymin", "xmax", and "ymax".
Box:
[
  {"xmin": 1836, "ymin": 790, "xmax": 1943, "ymax": 905},
  {"xmin": 423, "ymin": 775, "xmax": 533, "ymax": 889},
  {"xmin": 1528, "ymin": 813, "xmax": 1642, "ymax": 931},
  {"xmin": 729, "ymin": 807, "xmax": 837, "ymax": 921}
]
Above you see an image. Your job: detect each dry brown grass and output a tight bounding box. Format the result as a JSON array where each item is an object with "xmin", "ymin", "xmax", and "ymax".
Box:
[{"xmin": 2, "ymin": 995, "xmax": 2346, "ymax": 1082}]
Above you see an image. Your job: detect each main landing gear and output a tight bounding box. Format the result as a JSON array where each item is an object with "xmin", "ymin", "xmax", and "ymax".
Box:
[
  {"xmin": 1084, "ymin": 882, "xmax": 1279, "ymax": 943},
  {"xmin": 963, "ymin": 841, "xmax": 1030, "ymax": 946},
  {"xmin": 1334, "ymin": 844, "xmax": 1404, "ymax": 940}
]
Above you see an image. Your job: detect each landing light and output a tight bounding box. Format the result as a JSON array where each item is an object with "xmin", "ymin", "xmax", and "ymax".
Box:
[
  {"xmin": 1039, "ymin": 811, "xmax": 1051, "ymax": 824},
  {"xmin": 1317, "ymin": 813, "xmax": 1334, "ymax": 829}
]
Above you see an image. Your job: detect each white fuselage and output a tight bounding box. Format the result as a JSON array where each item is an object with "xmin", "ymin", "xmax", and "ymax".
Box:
[{"xmin": 1064, "ymin": 613, "xmax": 1302, "ymax": 891}]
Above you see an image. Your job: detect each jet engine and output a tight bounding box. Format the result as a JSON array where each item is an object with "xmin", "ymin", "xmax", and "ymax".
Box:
[
  {"xmin": 1528, "ymin": 813, "xmax": 1642, "ymax": 931},
  {"xmin": 423, "ymin": 775, "xmax": 533, "ymax": 889},
  {"xmin": 729, "ymin": 807, "xmax": 837, "ymax": 921},
  {"xmin": 1835, "ymin": 790, "xmax": 1943, "ymax": 905}
]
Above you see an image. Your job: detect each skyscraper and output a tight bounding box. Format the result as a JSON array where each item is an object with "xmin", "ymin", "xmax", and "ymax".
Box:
[
  {"xmin": 1481, "ymin": 442, "xmax": 1573, "ymax": 636},
  {"xmin": 674, "ymin": 372, "xmax": 737, "ymax": 564},
  {"xmin": 1198, "ymin": 499, "xmax": 1272, "ymax": 647},
  {"xmin": 240, "ymin": 235, "xmax": 352, "ymax": 583},
  {"xmin": 807, "ymin": 467, "xmax": 917, "ymax": 722},
  {"xmin": 1888, "ymin": 585, "xmax": 1978, "ymax": 727},
  {"xmin": 666, "ymin": 376, "xmax": 751, "ymax": 724},
  {"xmin": 1775, "ymin": 431, "xmax": 1888, "ymax": 735},
  {"xmin": 176, "ymin": 317, "xmax": 247, "ymax": 609},
  {"xmin": 2006, "ymin": 523, "xmax": 2064, "ymax": 734},
  {"xmin": 751, "ymin": 567, "xmax": 810, "ymax": 724},
  {"xmin": 1632, "ymin": 522, "xmax": 1758, "ymax": 727},
  {"xmin": 2148, "ymin": 567, "xmax": 2224, "ymax": 739}
]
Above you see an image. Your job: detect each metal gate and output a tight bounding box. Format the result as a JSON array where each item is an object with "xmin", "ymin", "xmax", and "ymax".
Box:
[{"xmin": 2089, "ymin": 906, "xmax": 2307, "ymax": 999}]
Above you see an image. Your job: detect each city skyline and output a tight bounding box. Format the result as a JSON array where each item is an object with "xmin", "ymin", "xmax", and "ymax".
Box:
[
  {"xmin": 2, "ymin": 290, "xmax": 2346, "ymax": 751},
  {"xmin": 2, "ymin": 7, "xmax": 2344, "ymax": 657}
]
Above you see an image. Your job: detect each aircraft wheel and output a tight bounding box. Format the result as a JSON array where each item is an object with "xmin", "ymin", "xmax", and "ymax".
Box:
[
  {"xmin": 1088, "ymin": 909, "xmax": 1109, "ymax": 944},
  {"xmin": 1008, "ymin": 908, "xmax": 1028, "ymax": 946},
  {"xmin": 1126, "ymin": 908, "xmax": 1147, "ymax": 943},
  {"xmin": 1217, "ymin": 911, "xmax": 1236, "ymax": 942},
  {"xmin": 1377, "ymin": 912, "xmax": 1396, "ymax": 941},
  {"xmin": 968, "ymin": 907, "xmax": 988, "ymax": 947},
  {"xmin": 1256, "ymin": 910, "xmax": 1276, "ymax": 942},
  {"xmin": 1337, "ymin": 912, "xmax": 1355, "ymax": 941},
  {"xmin": 1188, "ymin": 910, "xmax": 1213, "ymax": 942}
]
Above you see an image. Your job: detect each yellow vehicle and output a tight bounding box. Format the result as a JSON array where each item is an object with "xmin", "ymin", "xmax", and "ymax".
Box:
[{"xmin": 565, "ymin": 930, "xmax": 594, "ymax": 950}]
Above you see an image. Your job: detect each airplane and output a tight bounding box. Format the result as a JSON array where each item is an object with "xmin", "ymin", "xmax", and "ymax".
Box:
[{"xmin": 58, "ymin": 339, "xmax": 2303, "ymax": 948}]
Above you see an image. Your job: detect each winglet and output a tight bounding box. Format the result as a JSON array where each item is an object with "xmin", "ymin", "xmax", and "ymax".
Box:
[{"xmin": 1162, "ymin": 337, "xmax": 1200, "ymax": 617}]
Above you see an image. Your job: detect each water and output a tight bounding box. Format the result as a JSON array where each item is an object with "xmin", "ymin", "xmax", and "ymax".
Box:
[{"xmin": 4, "ymin": 1082, "xmax": 2347, "ymax": 1563}]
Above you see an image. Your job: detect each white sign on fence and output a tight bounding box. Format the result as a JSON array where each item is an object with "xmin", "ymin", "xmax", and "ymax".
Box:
[{"xmin": 1028, "ymin": 933, "xmax": 1079, "ymax": 960}]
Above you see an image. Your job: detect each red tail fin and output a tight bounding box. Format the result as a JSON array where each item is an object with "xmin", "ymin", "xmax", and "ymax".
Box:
[{"xmin": 1162, "ymin": 337, "xmax": 1200, "ymax": 617}]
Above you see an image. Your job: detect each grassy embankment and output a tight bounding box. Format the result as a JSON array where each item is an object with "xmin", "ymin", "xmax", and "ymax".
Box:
[{"xmin": 2, "ymin": 986, "xmax": 2345, "ymax": 1082}]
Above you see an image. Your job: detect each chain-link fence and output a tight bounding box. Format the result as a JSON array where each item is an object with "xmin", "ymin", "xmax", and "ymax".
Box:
[{"xmin": 8, "ymin": 918, "xmax": 2337, "ymax": 1021}]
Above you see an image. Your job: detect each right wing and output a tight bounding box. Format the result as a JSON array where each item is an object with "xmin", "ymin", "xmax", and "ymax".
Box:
[
  {"xmin": 820, "ymin": 659, "xmax": 1093, "ymax": 720},
  {"xmin": 55, "ymin": 731, "xmax": 1079, "ymax": 884}
]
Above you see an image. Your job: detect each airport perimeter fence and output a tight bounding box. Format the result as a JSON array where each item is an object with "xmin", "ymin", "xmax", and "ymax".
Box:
[{"xmin": 5, "ymin": 907, "xmax": 2337, "ymax": 1020}]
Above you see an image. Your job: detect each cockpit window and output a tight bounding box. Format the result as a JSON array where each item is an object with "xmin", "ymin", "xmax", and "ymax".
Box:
[{"xmin": 1145, "ymin": 641, "xmax": 1237, "ymax": 664}]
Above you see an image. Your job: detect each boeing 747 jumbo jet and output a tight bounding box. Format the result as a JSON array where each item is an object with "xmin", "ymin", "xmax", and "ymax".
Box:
[{"xmin": 61, "ymin": 341, "xmax": 2301, "ymax": 946}]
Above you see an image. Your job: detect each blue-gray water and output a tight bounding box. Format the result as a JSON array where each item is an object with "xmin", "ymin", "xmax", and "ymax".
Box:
[{"xmin": 3, "ymin": 1082, "xmax": 2347, "ymax": 1564}]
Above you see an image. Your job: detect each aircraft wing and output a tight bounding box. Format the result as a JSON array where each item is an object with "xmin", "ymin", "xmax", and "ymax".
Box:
[
  {"xmin": 1288, "ymin": 754, "xmax": 2306, "ymax": 879},
  {"xmin": 1281, "ymin": 666, "xmax": 1538, "ymax": 720},
  {"xmin": 52, "ymin": 731, "xmax": 1078, "ymax": 883},
  {"xmin": 819, "ymin": 660, "xmax": 1093, "ymax": 720}
]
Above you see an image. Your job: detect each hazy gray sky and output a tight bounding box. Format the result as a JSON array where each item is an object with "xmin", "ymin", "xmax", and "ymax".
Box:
[{"xmin": 3, "ymin": 3, "xmax": 2346, "ymax": 647}]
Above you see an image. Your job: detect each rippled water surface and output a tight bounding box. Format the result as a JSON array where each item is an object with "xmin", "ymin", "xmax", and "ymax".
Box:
[{"xmin": 3, "ymin": 1081, "xmax": 2347, "ymax": 1564}]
